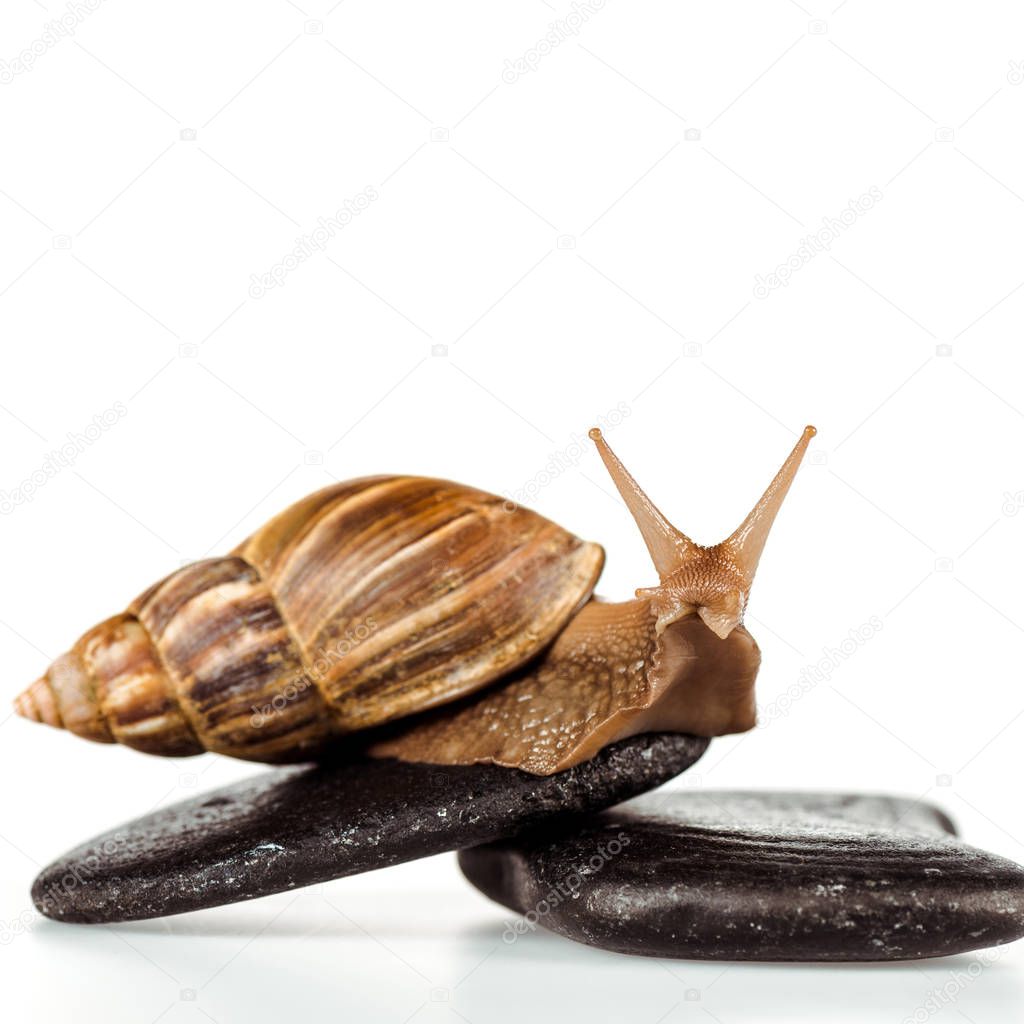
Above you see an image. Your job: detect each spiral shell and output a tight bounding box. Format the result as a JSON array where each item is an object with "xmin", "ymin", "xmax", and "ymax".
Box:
[{"xmin": 15, "ymin": 476, "xmax": 604, "ymax": 762}]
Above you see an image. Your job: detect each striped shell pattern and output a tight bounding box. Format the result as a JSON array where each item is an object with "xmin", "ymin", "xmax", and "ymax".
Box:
[{"xmin": 15, "ymin": 476, "xmax": 605, "ymax": 762}]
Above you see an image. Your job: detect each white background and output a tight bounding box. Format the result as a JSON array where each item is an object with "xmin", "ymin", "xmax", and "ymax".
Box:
[{"xmin": 2, "ymin": 0, "xmax": 1024, "ymax": 1021}]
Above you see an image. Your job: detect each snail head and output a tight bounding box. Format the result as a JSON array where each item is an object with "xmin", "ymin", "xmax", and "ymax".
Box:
[{"xmin": 589, "ymin": 424, "xmax": 815, "ymax": 639}]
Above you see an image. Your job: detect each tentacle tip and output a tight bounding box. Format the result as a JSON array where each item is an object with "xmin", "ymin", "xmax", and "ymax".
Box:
[
  {"xmin": 588, "ymin": 427, "xmax": 603, "ymax": 442},
  {"xmin": 804, "ymin": 425, "xmax": 817, "ymax": 439}
]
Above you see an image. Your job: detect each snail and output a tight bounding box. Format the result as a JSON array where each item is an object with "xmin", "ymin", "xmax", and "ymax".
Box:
[{"xmin": 13, "ymin": 425, "xmax": 815, "ymax": 775}]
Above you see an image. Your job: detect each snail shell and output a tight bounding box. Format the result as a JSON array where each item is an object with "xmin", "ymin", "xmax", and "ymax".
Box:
[{"xmin": 14, "ymin": 476, "xmax": 602, "ymax": 763}]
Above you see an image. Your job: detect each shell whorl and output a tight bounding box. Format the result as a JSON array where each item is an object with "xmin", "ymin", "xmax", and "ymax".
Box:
[
  {"xmin": 15, "ymin": 476, "xmax": 604, "ymax": 762},
  {"xmin": 18, "ymin": 557, "xmax": 336, "ymax": 761}
]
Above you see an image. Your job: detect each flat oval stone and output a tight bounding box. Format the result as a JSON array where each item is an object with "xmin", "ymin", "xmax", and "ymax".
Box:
[
  {"xmin": 459, "ymin": 791, "xmax": 1024, "ymax": 961},
  {"xmin": 32, "ymin": 733, "xmax": 707, "ymax": 924}
]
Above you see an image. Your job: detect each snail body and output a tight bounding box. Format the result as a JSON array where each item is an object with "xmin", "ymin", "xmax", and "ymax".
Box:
[{"xmin": 14, "ymin": 427, "xmax": 814, "ymax": 774}]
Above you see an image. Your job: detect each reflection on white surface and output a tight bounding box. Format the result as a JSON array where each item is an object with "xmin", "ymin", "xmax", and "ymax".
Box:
[{"xmin": 5, "ymin": 859, "xmax": 1022, "ymax": 1024}]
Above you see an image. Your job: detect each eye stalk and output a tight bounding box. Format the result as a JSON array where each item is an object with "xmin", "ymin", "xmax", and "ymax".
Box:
[{"xmin": 589, "ymin": 425, "xmax": 816, "ymax": 638}]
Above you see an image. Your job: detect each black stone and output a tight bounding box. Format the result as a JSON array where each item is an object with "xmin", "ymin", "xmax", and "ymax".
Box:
[
  {"xmin": 32, "ymin": 733, "xmax": 707, "ymax": 924},
  {"xmin": 459, "ymin": 791, "xmax": 1024, "ymax": 962}
]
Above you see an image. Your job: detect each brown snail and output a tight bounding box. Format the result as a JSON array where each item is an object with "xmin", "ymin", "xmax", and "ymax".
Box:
[{"xmin": 14, "ymin": 425, "xmax": 815, "ymax": 774}]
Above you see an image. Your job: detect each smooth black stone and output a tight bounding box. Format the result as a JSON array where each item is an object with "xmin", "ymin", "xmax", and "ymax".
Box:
[
  {"xmin": 32, "ymin": 733, "xmax": 707, "ymax": 924},
  {"xmin": 459, "ymin": 791, "xmax": 1024, "ymax": 962}
]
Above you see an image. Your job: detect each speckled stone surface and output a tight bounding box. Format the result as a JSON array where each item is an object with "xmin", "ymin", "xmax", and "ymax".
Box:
[
  {"xmin": 459, "ymin": 791, "xmax": 1024, "ymax": 962},
  {"xmin": 32, "ymin": 733, "xmax": 707, "ymax": 924}
]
